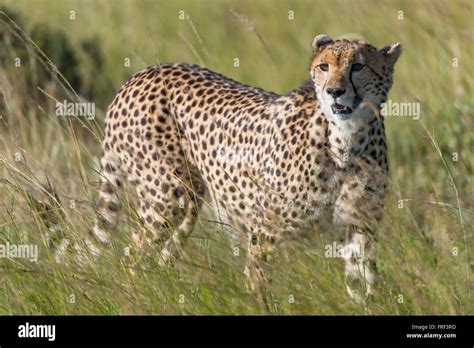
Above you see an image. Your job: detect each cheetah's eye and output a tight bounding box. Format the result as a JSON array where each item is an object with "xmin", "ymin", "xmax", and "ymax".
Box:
[
  {"xmin": 352, "ymin": 63, "xmax": 364, "ymax": 71},
  {"xmin": 318, "ymin": 63, "xmax": 329, "ymax": 72}
]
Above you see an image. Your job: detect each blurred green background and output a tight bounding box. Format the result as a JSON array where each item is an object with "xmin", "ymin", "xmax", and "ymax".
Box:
[{"xmin": 0, "ymin": 0, "xmax": 472, "ymax": 314}]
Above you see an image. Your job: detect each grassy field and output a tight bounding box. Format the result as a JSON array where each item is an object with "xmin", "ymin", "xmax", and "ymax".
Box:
[{"xmin": 0, "ymin": 0, "xmax": 472, "ymax": 315}]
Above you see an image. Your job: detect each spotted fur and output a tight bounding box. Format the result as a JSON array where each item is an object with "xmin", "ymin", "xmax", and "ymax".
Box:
[{"xmin": 92, "ymin": 34, "xmax": 401, "ymax": 301}]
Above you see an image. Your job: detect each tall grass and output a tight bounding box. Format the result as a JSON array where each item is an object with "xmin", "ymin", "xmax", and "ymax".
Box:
[{"xmin": 0, "ymin": 0, "xmax": 472, "ymax": 314}]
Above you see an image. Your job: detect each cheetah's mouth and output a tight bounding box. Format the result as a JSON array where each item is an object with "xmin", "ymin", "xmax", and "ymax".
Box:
[
  {"xmin": 330, "ymin": 96, "xmax": 362, "ymax": 117},
  {"xmin": 331, "ymin": 103, "xmax": 353, "ymax": 115}
]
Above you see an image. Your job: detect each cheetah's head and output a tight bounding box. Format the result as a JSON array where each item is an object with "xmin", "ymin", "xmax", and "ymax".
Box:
[{"xmin": 310, "ymin": 35, "xmax": 401, "ymax": 129}]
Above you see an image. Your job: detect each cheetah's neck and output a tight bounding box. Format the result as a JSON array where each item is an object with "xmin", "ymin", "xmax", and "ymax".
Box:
[{"xmin": 324, "ymin": 110, "xmax": 383, "ymax": 169}]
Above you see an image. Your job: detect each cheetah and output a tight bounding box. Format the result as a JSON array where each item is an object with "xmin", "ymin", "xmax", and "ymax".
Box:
[{"xmin": 92, "ymin": 34, "xmax": 401, "ymax": 301}]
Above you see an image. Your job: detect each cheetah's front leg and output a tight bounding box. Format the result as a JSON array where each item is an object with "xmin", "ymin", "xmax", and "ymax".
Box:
[
  {"xmin": 334, "ymin": 169, "xmax": 384, "ymax": 303},
  {"xmin": 244, "ymin": 224, "xmax": 278, "ymax": 310},
  {"xmin": 341, "ymin": 227, "xmax": 376, "ymax": 303}
]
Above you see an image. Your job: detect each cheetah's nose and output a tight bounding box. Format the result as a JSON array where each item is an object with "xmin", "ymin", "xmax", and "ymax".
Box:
[{"xmin": 326, "ymin": 87, "xmax": 346, "ymax": 98}]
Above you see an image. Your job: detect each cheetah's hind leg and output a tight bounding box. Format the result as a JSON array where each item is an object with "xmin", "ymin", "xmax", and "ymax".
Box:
[
  {"xmin": 158, "ymin": 188, "xmax": 204, "ymax": 265},
  {"xmin": 35, "ymin": 148, "xmax": 127, "ymax": 268},
  {"xmin": 91, "ymin": 149, "xmax": 126, "ymax": 253},
  {"xmin": 130, "ymin": 162, "xmax": 206, "ymax": 267}
]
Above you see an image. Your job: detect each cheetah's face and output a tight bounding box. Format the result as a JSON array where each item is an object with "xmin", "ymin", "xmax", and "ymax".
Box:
[{"xmin": 310, "ymin": 35, "xmax": 401, "ymax": 128}]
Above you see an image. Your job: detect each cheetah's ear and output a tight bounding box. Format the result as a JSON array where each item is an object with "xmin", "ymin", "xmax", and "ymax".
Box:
[
  {"xmin": 380, "ymin": 43, "xmax": 402, "ymax": 66},
  {"xmin": 312, "ymin": 34, "xmax": 333, "ymax": 53}
]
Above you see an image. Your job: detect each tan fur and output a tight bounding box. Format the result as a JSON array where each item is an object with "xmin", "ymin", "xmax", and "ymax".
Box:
[{"xmin": 89, "ymin": 34, "xmax": 401, "ymax": 301}]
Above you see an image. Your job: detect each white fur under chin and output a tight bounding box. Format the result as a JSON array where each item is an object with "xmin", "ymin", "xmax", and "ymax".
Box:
[{"xmin": 322, "ymin": 102, "xmax": 373, "ymax": 135}]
